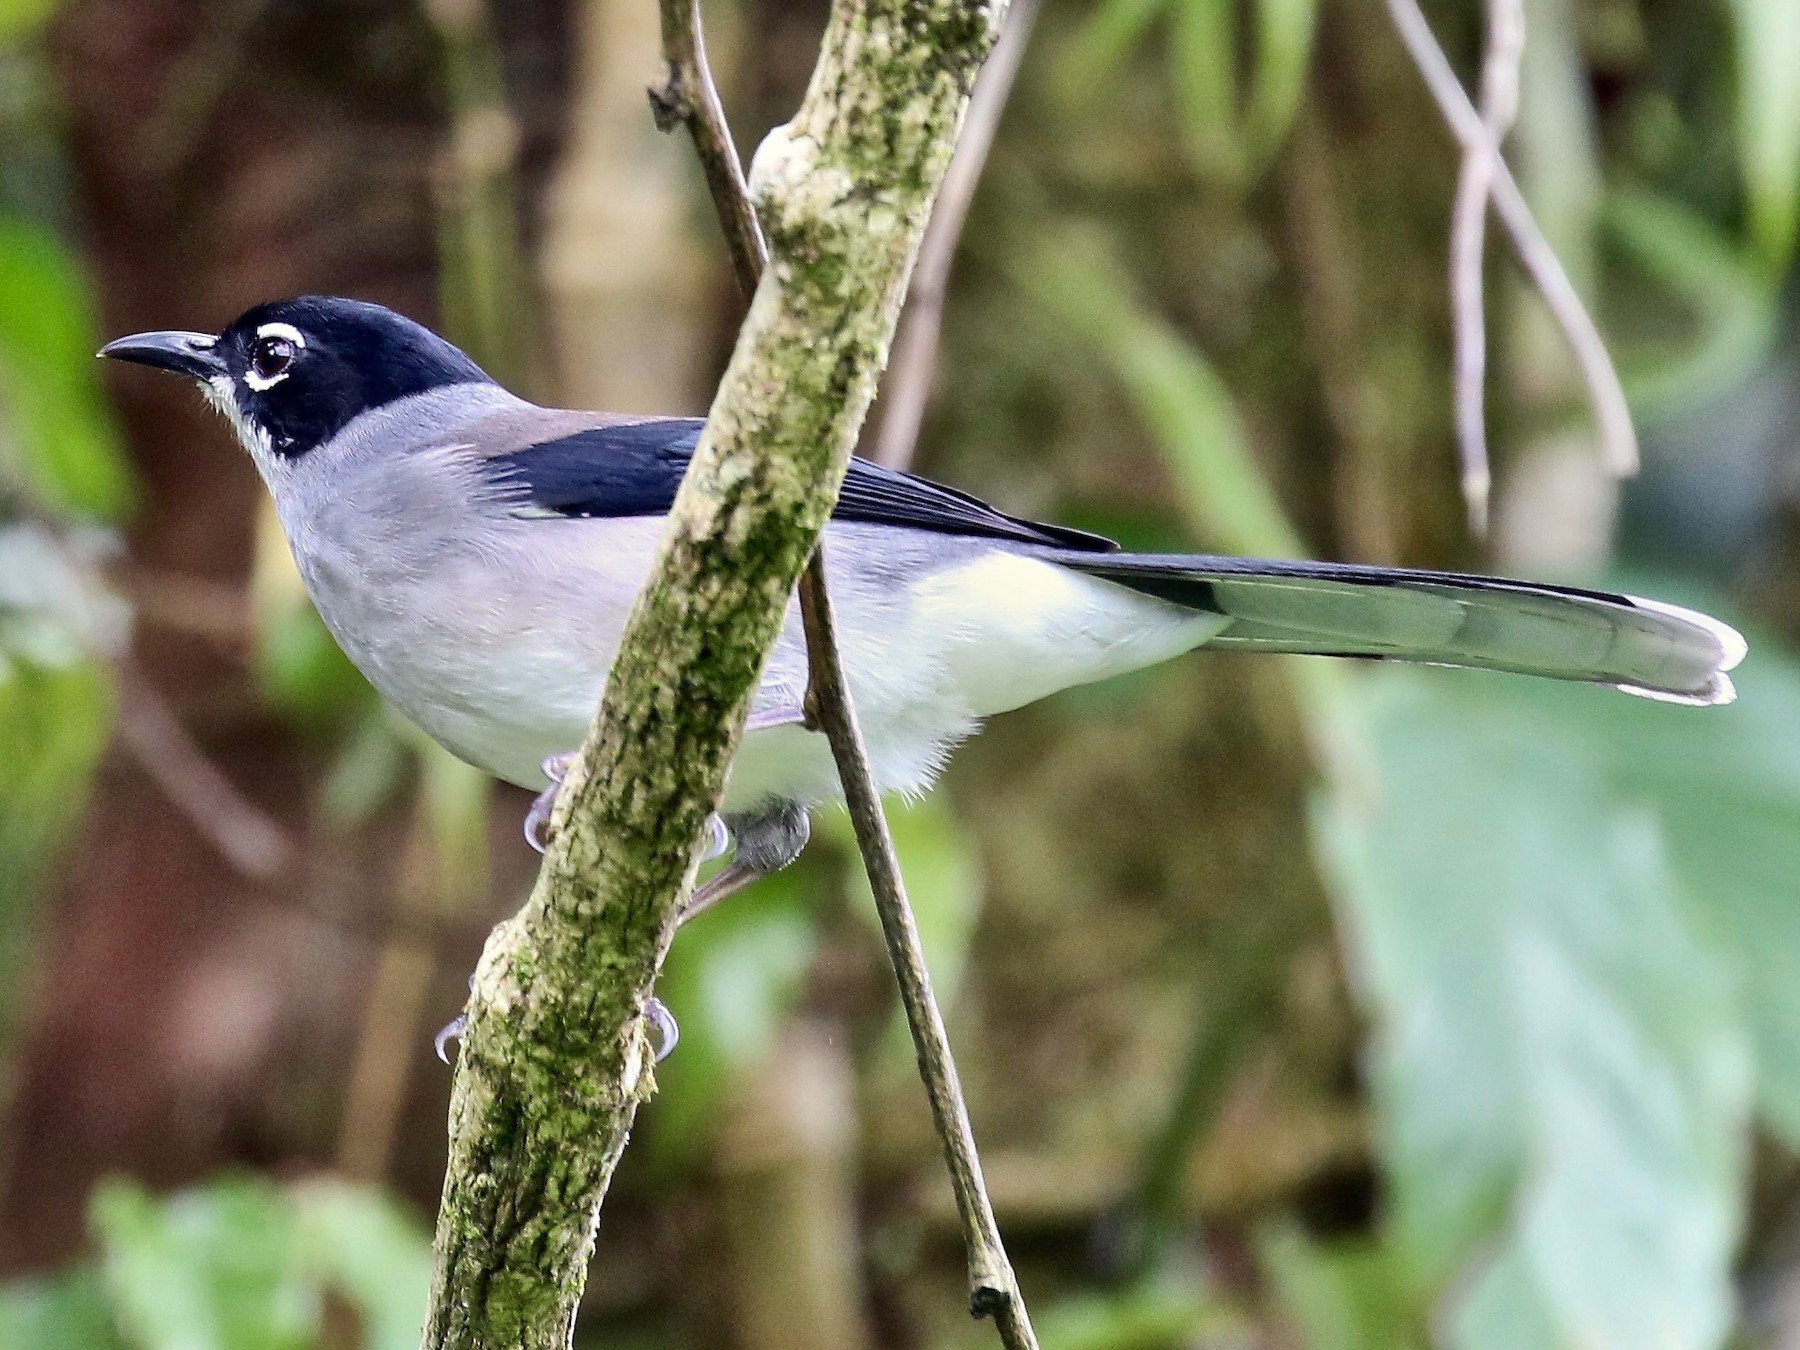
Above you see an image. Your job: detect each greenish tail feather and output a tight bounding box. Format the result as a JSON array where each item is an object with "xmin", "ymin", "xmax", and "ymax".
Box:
[{"xmin": 1065, "ymin": 553, "xmax": 1746, "ymax": 707}]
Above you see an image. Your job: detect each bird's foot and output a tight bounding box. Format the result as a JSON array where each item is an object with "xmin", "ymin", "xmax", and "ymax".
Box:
[
  {"xmin": 434, "ymin": 997, "xmax": 679, "ymax": 1063},
  {"xmin": 681, "ymin": 801, "xmax": 812, "ymax": 924},
  {"xmin": 646, "ymin": 998, "xmax": 680, "ymax": 1060},
  {"xmin": 525, "ymin": 752, "xmax": 732, "ymax": 864}
]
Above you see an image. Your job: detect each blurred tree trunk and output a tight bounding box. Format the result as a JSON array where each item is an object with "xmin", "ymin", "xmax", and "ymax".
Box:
[{"xmin": 538, "ymin": 0, "xmax": 715, "ymax": 413}]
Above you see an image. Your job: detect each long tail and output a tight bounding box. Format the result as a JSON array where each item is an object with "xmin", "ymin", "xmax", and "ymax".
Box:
[{"xmin": 1060, "ymin": 552, "xmax": 1747, "ymax": 707}]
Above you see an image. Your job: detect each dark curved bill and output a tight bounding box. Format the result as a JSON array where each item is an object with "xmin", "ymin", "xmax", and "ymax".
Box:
[{"xmin": 98, "ymin": 331, "xmax": 225, "ymax": 381}]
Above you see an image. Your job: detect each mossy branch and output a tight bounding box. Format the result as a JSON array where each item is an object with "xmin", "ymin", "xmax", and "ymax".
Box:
[
  {"xmin": 420, "ymin": 1, "xmax": 1010, "ymax": 1345},
  {"xmin": 653, "ymin": 0, "xmax": 1036, "ymax": 1339}
]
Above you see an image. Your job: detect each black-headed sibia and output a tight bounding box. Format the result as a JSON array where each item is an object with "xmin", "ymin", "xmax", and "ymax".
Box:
[{"xmin": 103, "ymin": 296, "xmax": 1747, "ymax": 919}]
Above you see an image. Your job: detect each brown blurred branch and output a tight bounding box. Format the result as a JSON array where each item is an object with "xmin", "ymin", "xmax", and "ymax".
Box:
[
  {"xmin": 116, "ymin": 666, "xmax": 294, "ymax": 882},
  {"xmin": 121, "ymin": 567, "xmax": 253, "ymax": 650},
  {"xmin": 423, "ymin": 1, "xmax": 1014, "ymax": 1344},
  {"xmin": 1447, "ymin": 0, "xmax": 1524, "ymax": 536},
  {"xmin": 651, "ymin": 2, "xmax": 1036, "ymax": 1340},
  {"xmin": 872, "ymin": 0, "xmax": 1040, "ymax": 471},
  {"xmin": 1386, "ymin": 0, "xmax": 1637, "ymax": 488},
  {"xmin": 335, "ymin": 801, "xmax": 444, "ymax": 1183}
]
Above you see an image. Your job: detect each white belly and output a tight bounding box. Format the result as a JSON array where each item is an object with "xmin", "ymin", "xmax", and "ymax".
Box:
[{"xmin": 719, "ymin": 542, "xmax": 1221, "ymax": 810}]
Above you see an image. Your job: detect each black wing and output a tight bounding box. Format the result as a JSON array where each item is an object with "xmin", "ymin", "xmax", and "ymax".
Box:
[{"xmin": 488, "ymin": 417, "xmax": 1117, "ymax": 552}]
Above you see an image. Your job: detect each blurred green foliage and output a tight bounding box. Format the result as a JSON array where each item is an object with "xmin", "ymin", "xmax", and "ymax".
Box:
[
  {"xmin": 1728, "ymin": 0, "xmax": 1800, "ymax": 274},
  {"xmin": 1061, "ymin": 0, "xmax": 1316, "ymax": 186},
  {"xmin": 1258, "ymin": 1222, "xmax": 1426, "ymax": 1350},
  {"xmin": 0, "ymin": 0, "xmax": 136, "ymax": 1148},
  {"xmin": 0, "ymin": 1177, "xmax": 433, "ymax": 1350},
  {"xmin": 0, "ymin": 217, "xmax": 134, "ymax": 521},
  {"xmin": 0, "ymin": 0, "xmax": 57, "ymax": 43},
  {"xmin": 650, "ymin": 859, "xmax": 822, "ymax": 1168},
  {"xmin": 1014, "ymin": 0, "xmax": 1800, "ymax": 1318},
  {"xmin": 1605, "ymin": 186, "xmax": 1777, "ymax": 420},
  {"xmin": 648, "ymin": 796, "xmax": 984, "ymax": 1167}
]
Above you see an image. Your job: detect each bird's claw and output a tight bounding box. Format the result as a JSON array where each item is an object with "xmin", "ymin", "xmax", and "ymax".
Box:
[
  {"xmin": 647, "ymin": 997, "xmax": 679, "ymax": 1062},
  {"xmin": 523, "ymin": 752, "xmax": 577, "ymax": 854},
  {"xmin": 434, "ymin": 1012, "xmax": 467, "ymax": 1064},
  {"xmin": 701, "ymin": 813, "xmax": 730, "ymax": 863}
]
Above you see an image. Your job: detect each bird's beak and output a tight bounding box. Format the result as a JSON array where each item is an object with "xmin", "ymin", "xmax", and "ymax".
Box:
[{"xmin": 98, "ymin": 330, "xmax": 226, "ymax": 381}]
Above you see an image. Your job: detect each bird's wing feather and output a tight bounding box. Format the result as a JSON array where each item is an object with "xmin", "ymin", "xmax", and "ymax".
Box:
[{"xmin": 483, "ymin": 416, "xmax": 1117, "ymax": 551}]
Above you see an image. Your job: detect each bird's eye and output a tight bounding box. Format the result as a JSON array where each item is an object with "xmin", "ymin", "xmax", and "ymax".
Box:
[{"xmin": 251, "ymin": 336, "xmax": 296, "ymax": 382}]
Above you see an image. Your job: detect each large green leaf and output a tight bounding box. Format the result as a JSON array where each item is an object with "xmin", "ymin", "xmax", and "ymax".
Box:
[
  {"xmin": 93, "ymin": 1177, "xmax": 319, "ymax": 1350},
  {"xmin": 291, "ymin": 1181, "xmax": 432, "ymax": 1350},
  {"xmin": 1316, "ymin": 650, "xmax": 1768, "ymax": 1348},
  {"xmin": 83, "ymin": 1175, "xmax": 432, "ymax": 1350},
  {"xmin": 1584, "ymin": 620, "xmax": 1800, "ymax": 1144}
]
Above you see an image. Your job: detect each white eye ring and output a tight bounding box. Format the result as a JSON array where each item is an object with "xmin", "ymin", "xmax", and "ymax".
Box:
[{"xmin": 245, "ymin": 322, "xmax": 306, "ymax": 391}]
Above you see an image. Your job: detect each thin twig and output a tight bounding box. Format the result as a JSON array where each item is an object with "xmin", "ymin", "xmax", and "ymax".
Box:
[
  {"xmin": 1386, "ymin": 0, "xmax": 1638, "ymax": 480},
  {"xmin": 116, "ymin": 666, "xmax": 294, "ymax": 881},
  {"xmin": 797, "ymin": 555, "xmax": 1032, "ymax": 1335},
  {"xmin": 1447, "ymin": 0, "xmax": 1524, "ymax": 536},
  {"xmin": 872, "ymin": 0, "xmax": 1041, "ymax": 470},
  {"xmin": 649, "ymin": 4, "xmax": 1037, "ymax": 1342}
]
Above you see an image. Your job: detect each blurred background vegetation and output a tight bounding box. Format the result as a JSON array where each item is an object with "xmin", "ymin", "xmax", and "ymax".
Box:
[{"xmin": 1, "ymin": 0, "xmax": 1798, "ymax": 1345}]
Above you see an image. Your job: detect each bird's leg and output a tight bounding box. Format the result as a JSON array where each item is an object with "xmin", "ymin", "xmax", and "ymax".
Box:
[
  {"xmin": 682, "ymin": 801, "xmax": 812, "ymax": 923},
  {"xmin": 525, "ymin": 698, "xmax": 804, "ymax": 852}
]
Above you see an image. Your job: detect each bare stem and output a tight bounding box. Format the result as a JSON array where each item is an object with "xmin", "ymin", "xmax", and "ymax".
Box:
[
  {"xmin": 797, "ymin": 557, "xmax": 1033, "ymax": 1337},
  {"xmin": 649, "ymin": 2, "xmax": 1037, "ymax": 1343},
  {"xmin": 1386, "ymin": 0, "xmax": 1638, "ymax": 482},
  {"xmin": 1447, "ymin": 0, "xmax": 1524, "ymax": 536}
]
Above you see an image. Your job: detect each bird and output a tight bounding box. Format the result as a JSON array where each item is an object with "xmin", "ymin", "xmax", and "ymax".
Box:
[{"xmin": 102, "ymin": 295, "xmax": 1748, "ymax": 919}]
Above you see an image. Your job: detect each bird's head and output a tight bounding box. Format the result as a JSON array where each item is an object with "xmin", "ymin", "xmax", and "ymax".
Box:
[{"xmin": 100, "ymin": 296, "xmax": 491, "ymax": 466}]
